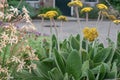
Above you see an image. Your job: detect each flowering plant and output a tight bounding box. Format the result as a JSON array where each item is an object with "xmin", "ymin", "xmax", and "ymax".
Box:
[
  {"xmin": 0, "ymin": 1, "xmax": 39, "ymax": 79},
  {"xmin": 0, "ymin": 0, "xmax": 120, "ymax": 80}
]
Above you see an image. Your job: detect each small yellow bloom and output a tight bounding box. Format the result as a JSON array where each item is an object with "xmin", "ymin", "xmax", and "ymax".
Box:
[
  {"xmin": 45, "ymin": 11, "xmax": 58, "ymax": 18},
  {"xmin": 96, "ymin": 4, "xmax": 108, "ymax": 10},
  {"xmin": 67, "ymin": 0, "xmax": 83, "ymax": 7},
  {"xmin": 81, "ymin": 7, "xmax": 93, "ymax": 13},
  {"xmin": 57, "ymin": 15, "xmax": 67, "ymax": 21},
  {"xmin": 108, "ymin": 15, "xmax": 116, "ymax": 21},
  {"xmin": 38, "ymin": 14, "xmax": 46, "ymax": 18},
  {"xmin": 83, "ymin": 27, "xmax": 98, "ymax": 42},
  {"xmin": 113, "ymin": 20, "xmax": 120, "ymax": 25}
]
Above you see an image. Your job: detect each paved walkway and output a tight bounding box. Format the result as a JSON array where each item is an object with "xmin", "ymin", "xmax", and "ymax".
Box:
[{"xmin": 20, "ymin": 19, "xmax": 119, "ymax": 47}]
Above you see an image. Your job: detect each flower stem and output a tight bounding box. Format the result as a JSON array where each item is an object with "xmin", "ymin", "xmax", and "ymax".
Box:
[
  {"xmin": 86, "ymin": 12, "xmax": 89, "ymax": 25},
  {"xmin": 86, "ymin": 40, "xmax": 88, "ymax": 53},
  {"xmin": 108, "ymin": 22, "xmax": 112, "ymax": 38},
  {"xmin": 41, "ymin": 17, "xmax": 44, "ymax": 36},
  {"xmin": 60, "ymin": 21, "xmax": 63, "ymax": 32},
  {"xmin": 52, "ymin": 19, "xmax": 60, "ymax": 52},
  {"xmin": 49, "ymin": 18, "xmax": 53, "ymax": 58},
  {"xmin": 75, "ymin": 7, "xmax": 80, "ymax": 25},
  {"xmin": 96, "ymin": 11, "xmax": 101, "ymax": 27},
  {"xmin": 100, "ymin": 15, "xmax": 103, "ymax": 23},
  {"xmin": 75, "ymin": 6, "xmax": 82, "ymax": 59}
]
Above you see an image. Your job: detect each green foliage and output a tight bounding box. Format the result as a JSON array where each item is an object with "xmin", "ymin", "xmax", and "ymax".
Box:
[
  {"xmin": 54, "ymin": 49, "xmax": 66, "ymax": 74},
  {"xmin": 14, "ymin": 33, "xmax": 120, "ymax": 80},
  {"xmin": 70, "ymin": 35, "xmax": 80, "ymax": 50},
  {"xmin": 66, "ymin": 50, "xmax": 82, "ymax": 80},
  {"xmin": 93, "ymin": 47, "xmax": 112, "ymax": 63}
]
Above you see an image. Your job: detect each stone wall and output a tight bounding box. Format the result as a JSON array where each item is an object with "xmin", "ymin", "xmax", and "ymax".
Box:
[{"xmin": 44, "ymin": 0, "xmax": 54, "ymax": 7}]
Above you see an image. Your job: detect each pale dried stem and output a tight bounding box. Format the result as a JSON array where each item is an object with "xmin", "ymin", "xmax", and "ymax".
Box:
[
  {"xmin": 86, "ymin": 12, "xmax": 89, "ymax": 25},
  {"xmin": 52, "ymin": 19, "xmax": 60, "ymax": 52},
  {"xmin": 49, "ymin": 18, "xmax": 53, "ymax": 58},
  {"xmin": 41, "ymin": 17, "xmax": 44, "ymax": 36},
  {"xmin": 75, "ymin": 6, "xmax": 83, "ymax": 56},
  {"xmin": 100, "ymin": 15, "xmax": 104, "ymax": 23},
  {"xmin": 60, "ymin": 21, "xmax": 63, "ymax": 32},
  {"xmin": 96, "ymin": 11, "xmax": 101, "ymax": 27},
  {"xmin": 108, "ymin": 22, "xmax": 112, "ymax": 38}
]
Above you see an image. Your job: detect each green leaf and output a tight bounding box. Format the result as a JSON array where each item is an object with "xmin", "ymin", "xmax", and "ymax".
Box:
[
  {"xmin": 106, "ymin": 62, "xmax": 117, "ymax": 79},
  {"xmin": 66, "ymin": 50, "xmax": 82, "ymax": 80},
  {"xmin": 93, "ymin": 48, "xmax": 112, "ymax": 63},
  {"xmin": 52, "ymin": 34, "xmax": 58, "ymax": 49},
  {"xmin": 61, "ymin": 40, "xmax": 72, "ymax": 52},
  {"xmin": 75, "ymin": 34, "xmax": 80, "ymax": 41},
  {"xmin": 48, "ymin": 68, "xmax": 63, "ymax": 80},
  {"xmin": 81, "ymin": 60, "xmax": 89, "ymax": 78},
  {"xmin": 15, "ymin": 70, "xmax": 48, "ymax": 80},
  {"xmin": 63, "ymin": 73, "xmax": 69, "ymax": 80},
  {"xmin": 34, "ymin": 59, "xmax": 54, "ymax": 79},
  {"xmin": 61, "ymin": 39, "xmax": 68, "ymax": 50},
  {"xmin": 89, "ymin": 48, "xmax": 95, "ymax": 60},
  {"xmin": 82, "ymin": 49, "xmax": 89, "ymax": 62},
  {"xmin": 54, "ymin": 49, "xmax": 66, "ymax": 74},
  {"xmin": 91, "ymin": 65, "xmax": 100, "ymax": 74},
  {"xmin": 98, "ymin": 43, "xmax": 104, "ymax": 48},
  {"xmin": 70, "ymin": 36, "xmax": 80, "ymax": 51},
  {"xmin": 87, "ymin": 70, "xmax": 95, "ymax": 80},
  {"xmin": 98, "ymin": 64, "xmax": 106, "ymax": 80},
  {"xmin": 105, "ymin": 48, "xmax": 114, "ymax": 63},
  {"xmin": 117, "ymin": 32, "xmax": 120, "ymax": 47}
]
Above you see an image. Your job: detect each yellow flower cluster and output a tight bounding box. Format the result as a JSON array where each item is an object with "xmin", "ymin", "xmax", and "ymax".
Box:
[
  {"xmin": 96, "ymin": 4, "xmax": 108, "ymax": 10},
  {"xmin": 67, "ymin": 0, "xmax": 83, "ymax": 7},
  {"xmin": 113, "ymin": 20, "xmax": 120, "ymax": 25},
  {"xmin": 57, "ymin": 15, "xmax": 67, "ymax": 21},
  {"xmin": 81, "ymin": 7, "xmax": 93, "ymax": 13},
  {"xmin": 108, "ymin": 15, "xmax": 117, "ymax": 21},
  {"xmin": 45, "ymin": 11, "xmax": 58, "ymax": 18},
  {"xmin": 38, "ymin": 14, "xmax": 46, "ymax": 18},
  {"xmin": 83, "ymin": 27, "xmax": 98, "ymax": 42}
]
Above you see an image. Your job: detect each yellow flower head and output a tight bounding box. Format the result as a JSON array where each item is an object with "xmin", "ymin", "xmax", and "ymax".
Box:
[
  {"xmin": 45, "ymin": 11, "xmax": 58, "ymax": 18},
  {"xmin": 96, "ymin": 4, "xmax": 108, "ymax": 10},
  {"xmin": 38, "ymin": 14, "xmax": 46, "ymax": 18},
  {"xmin": 83, "ymin": 27, "xmax": 89, "ymax": 39},
  {"xmin": 83, "ymin": 27, "xmax": 98, "ymax": 42},
  {"xmin": 108, "ymin": 15, "xmax": 116, "ymax": 21},
  {"xmin": 113, "ymin": 20, "xmax": 120, "ymax": 25},
  {"xmin": 81, "ymin": 7, "xmax": 93, "ymax": 13},
  {"xmin": 67, "ymin": 0, "xmax": 83, "ymax": 7},
  {"xmin": 57, "ymin": 15, "xmax": 67, "ymax": 21}
]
